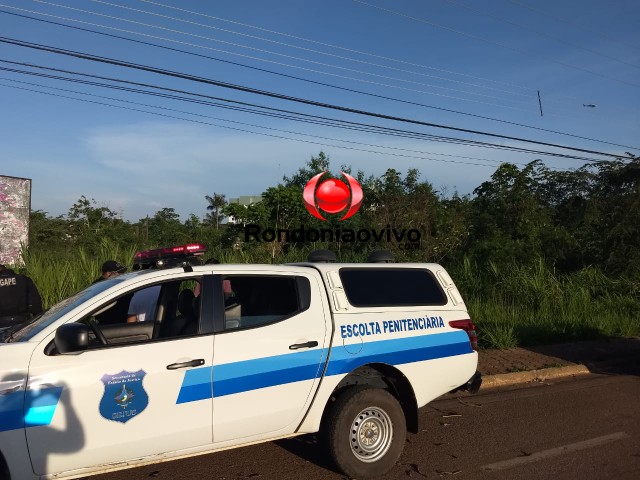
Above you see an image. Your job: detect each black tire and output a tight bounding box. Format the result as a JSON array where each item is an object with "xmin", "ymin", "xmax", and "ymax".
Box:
[{"xmin": 326, "ymin": 387, "xmax": 406, "ymax": 479}]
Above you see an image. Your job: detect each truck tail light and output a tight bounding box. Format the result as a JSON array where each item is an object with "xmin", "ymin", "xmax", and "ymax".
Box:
[{"xmin": 449, "ymin": 319, "xmax": 478, "ymax": 351}]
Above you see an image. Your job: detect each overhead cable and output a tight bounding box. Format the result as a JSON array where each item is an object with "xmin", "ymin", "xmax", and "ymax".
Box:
[
  {"xmin": 87, "ymin": 0, "xmax": 534, "ymax": 97},
  {"xmin": 0, "ymin": 63, "xmax": 606, "ymax": 162},
  {"xmin": 0, "ymin": 36, "xmax": 629, "ymax": 160},
  {"xmin": 443, "ymin": 0, "xmax": 640, "ymax": 70},
  {"xmin": 28, "ymin": 1, "xmax": 536, "ymax": 106},
  {"xmin": 0, "ymin": 82, "xmax": 517, "ymax": 169},
  {"xmin": 353, "ymin": 0, "xmax": 640, "ymax": 89},
  {"xmin": 505, "ymin": 0, "xmax": 640, "ymax": 54},
  {"xmin": 0, "ymin": 6, "xmax": 540, "ymax": 112},
  {"xmin": 137, "ymin": 0, "xmax": 535, "ymax": 92},
  {"xmin": 0, "ymin": 9, "xmax": 554, "ymax": 118}
]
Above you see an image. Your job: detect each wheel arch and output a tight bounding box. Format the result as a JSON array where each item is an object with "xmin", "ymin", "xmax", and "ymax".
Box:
[{"xmin": 322, "ymin": 363, "xmax": 419, "ymax": 434}]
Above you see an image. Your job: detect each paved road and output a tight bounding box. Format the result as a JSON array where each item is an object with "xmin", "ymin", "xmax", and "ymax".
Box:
[{"xmin": 87, "ymin": 371, "xmax": 640, "ymax": 480}]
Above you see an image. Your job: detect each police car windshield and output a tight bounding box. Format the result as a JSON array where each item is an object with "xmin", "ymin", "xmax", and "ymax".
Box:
[{"xmin": 5, "ymin": 276, "xmax": 128, "ymax": 343}]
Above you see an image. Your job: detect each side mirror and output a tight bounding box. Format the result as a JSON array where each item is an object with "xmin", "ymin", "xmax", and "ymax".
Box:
[{"xmin": 55, "ymin": 323, "xmax": 89, "ymax": 354}]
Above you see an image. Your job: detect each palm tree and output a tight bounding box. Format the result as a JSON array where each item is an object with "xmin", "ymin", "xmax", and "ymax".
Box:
[{"xmin": 205, "ymin": 193, "xmax": 227, "ymax": 229}]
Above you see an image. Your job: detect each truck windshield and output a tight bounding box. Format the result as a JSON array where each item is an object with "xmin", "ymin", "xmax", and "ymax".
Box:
[{"xmin": 3, "ymin": 277, "xmax": 128, "ymax": 343}]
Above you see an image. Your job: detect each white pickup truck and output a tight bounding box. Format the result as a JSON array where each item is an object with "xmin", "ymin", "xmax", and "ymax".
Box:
[{"xmin": 0, "ymin": 246, "xmax": 480, "ymax": 479}]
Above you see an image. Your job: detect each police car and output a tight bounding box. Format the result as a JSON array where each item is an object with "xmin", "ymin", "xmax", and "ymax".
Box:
[{"xmin": 0, "ymin": 245, "xmax": 480, "ymax": 479}]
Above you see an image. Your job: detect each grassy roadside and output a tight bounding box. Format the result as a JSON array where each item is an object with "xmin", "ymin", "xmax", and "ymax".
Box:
[
  {"xmin": 16, "ymin": 248, "xmax": 640, "ymax": 350},
  {"xmin": 452, "ymin": 259, "xmax": 640, "ymax": 349}
]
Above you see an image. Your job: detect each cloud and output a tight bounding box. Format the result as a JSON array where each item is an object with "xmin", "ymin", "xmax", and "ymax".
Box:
[{"xmin": 52, "ymin": 120, "xmax": 553, "ymax": 221}]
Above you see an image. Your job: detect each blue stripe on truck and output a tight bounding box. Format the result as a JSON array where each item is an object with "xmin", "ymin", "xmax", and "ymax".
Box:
[
  {"xmin": 0, "ymin": 386, "xmax": 63, "ymax": 432},
  {"xmin": 325, "ymin": 330, "xmax": 471, "ymax": 375},
  {"xmin": 177, "ymin": 331, "xmax": 471, "ymax": 403}
]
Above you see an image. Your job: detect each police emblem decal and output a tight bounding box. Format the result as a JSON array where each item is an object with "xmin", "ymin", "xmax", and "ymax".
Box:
[{"xmin": 99, "ymin": 370, "xmax": 148, "ymax": 423}]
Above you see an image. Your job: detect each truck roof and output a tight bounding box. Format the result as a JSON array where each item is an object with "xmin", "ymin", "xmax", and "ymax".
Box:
[{"xmin": 290, "ymin": 262, "xmax": 445, "ymax": 274}]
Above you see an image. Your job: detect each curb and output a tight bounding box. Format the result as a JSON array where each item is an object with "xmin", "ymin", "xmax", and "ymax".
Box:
[{"xmin": 481, "ymin": 364, "xmax": 591, "ymax": 389}]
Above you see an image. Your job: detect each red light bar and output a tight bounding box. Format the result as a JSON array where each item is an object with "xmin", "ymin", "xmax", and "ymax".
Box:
[{"xmin": 133, "ymin": 243, "xmax": 207, "ymax": 262}]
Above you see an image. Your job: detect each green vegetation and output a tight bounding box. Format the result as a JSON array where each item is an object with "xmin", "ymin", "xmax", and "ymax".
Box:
[
  {"xmin": 453, "ymin": 260, "xmax": 639, "ymax": 348},
  {"xmin": 16, "ymin": 152, "xmax": 640, "ymax": 349}
]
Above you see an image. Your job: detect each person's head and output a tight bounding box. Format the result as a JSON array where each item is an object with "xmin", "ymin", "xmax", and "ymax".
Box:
[
  {"xmin": 0, "ymin": 264, "xmax": 12, "ymax": 275},
  {"xmin": 101, "ymin": 260, "xmax": 127, "ymax": 279}
]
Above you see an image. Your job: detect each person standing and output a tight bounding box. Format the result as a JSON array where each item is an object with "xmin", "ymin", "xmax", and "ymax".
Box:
[
  {"xmin": 0, "ymin": 264, "xmax": 43, "ymax": 328},
  {"xmin": 92, "ymin": 260, "xmax": 128, "ymax": 325},
  {"xmin": 92, "ymin": 260, "xmax": 127, "ymax": 284}
]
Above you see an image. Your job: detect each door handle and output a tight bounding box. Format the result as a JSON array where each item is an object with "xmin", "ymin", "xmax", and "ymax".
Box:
[
  {"xmin": 166, "ymin": 359, "xmax": 205, "ymax": 370},
  {"xmin": 289, "ymin": 341, "xmax": 318, "ymax": 350}
]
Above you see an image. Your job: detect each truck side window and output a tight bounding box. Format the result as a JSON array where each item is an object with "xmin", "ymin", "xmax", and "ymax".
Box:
[
  {"xmin": 223, "ymin": 275, "xmax": 308, "ymax": 330},
  {"xmin": 79, "ymin": 277, "xmax": 205, "ymax": 348},
  {"xmin": 339, "ymin": 268, "xmax": 447, "ymax": 307}
]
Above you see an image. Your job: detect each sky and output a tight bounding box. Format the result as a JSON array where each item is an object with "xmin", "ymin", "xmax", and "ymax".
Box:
[{"xmin": 0, "ymin": 0, "xmax": 639, "ymax": 221}]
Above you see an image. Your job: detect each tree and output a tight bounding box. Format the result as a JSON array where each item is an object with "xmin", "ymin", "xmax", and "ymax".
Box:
[
  {"xmin": 469, "ymin": 162, "xmax": 554, "ymax": 265},
  {"xmin": 583, "ymin": 156, "xmax": 640, "ymax": 275},
  {"xmin": 145, "ymin": 208, "xmax": 184, "ymax": 246},
  {"xmin": 283, "ymin": 151, "xmax": 331, "ymax": 188},
  {"xmin": 67, "ymin": 196, "xmax": 117, "ymax": 235},
  {"xmin": 29, "ymin": 210, "xmax": 70, "ymax": 253},
  {"xmin": 205, "ymin": 193, "xmax": 227, "ymax": 229},
  {"xmin": 65, "ymin": 195, "xmax": 135, "ymax": 252}
]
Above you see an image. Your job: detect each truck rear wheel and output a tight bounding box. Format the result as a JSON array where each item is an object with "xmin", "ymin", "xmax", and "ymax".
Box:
[{"xmin": 326, "ymin": 387, "xmax": 406, "ymax": 479}]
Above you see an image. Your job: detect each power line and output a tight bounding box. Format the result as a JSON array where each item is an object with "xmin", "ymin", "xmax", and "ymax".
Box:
[
  {"xmin": 1, "ymin": 77, "xmax": 517, "ymax": 167},
  {"xmin": 0, "ymin": 36, "xmax": 629, "ymax": 160},
  {"xmin": 88, "ymin": 0, "xmax": 535, "ymax": 98},
  {"xmin": 0, "ymin": 62, "xmax": 606, "ymax": 162},
  {"xmin": 353, "ymin": 0, "xmax": 640, "ymax": 89},
  {"xmin": 31, "ymin": 0, "xmax": 535, "ymax": 106},
  {"xmin": 5, "ymin": 9, "xmax": 636, "ymax": 149},
  {"xmin": 0, "ymin": 9, "xmax": 544, "ymax": 115},
  {"xmin": 443, "ymin": 0, "xmax": 640, "ymax": 70},
  {"xmin": 0, "ymin": 82, "xmax": 515, "ymax": 169},
  {"xmin": 143, "ymin": 0, "xmax": 630, "ymax": 110},
  {"xmin": 504, "ymin": 0, "xmax": 640, "ymax": 54},
  {"xmin": 0, "ymin": 5, "xmax": 541, "ymax": 113},
  {"xmin": 95, "ymin": 0, "xmax": 620, "ymax": 114},
  {"xmin": 29, "ymin": 1, "xmax": 616, "ymax": 114},
  {"xmin": 138, "ymin": 0, "xmax": 536, "ymax": 93},
  {"xmin": 0, "ymin": 60, "xmax": 509, "ymax": 147}
]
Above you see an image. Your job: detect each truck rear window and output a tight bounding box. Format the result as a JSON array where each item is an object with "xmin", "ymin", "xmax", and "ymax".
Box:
[{"xmin": 339, "ymin": 268, "xmax": 447, "ymax": 307}]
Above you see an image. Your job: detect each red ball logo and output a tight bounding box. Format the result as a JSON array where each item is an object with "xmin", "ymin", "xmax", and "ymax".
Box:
[
  {"xmin": 303, "ymin": 172, "xmax": 363, "ymax": 221},
  {"xmin": 315, "ymin": 179, "xmax": 350, "ymax": 213}
]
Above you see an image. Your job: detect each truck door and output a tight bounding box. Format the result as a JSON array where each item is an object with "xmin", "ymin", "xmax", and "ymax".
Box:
[
  {"xmin": 211, "ymin": 272, "xmax": 331, "ymax": 446},
  {"xmin": 24, "ymin": 275, "xmax": 215, "ymax": 476}
]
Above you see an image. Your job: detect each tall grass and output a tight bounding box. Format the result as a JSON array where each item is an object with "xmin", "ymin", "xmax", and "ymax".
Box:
[
  {"xmin": 20, "ymin": 238, "xmax": 137, "ymax": 309},
  {"xmin": 451, "ymin": 259, "xmax": 640, "ymax": 349},
  {"xmin": 15, "ymin": 243, "xmax": 640, "ymax": 349}
]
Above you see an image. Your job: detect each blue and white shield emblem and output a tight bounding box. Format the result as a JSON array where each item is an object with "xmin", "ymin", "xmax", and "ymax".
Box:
[{"xmin": 99, "ymin": 370, "xmax": 148, "ymax": 423}]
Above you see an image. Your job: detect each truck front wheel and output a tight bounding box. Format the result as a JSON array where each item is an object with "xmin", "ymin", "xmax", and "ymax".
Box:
[{"xmin": 326, "ymin": 387, "xmax": 406, "ymax": 478}]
